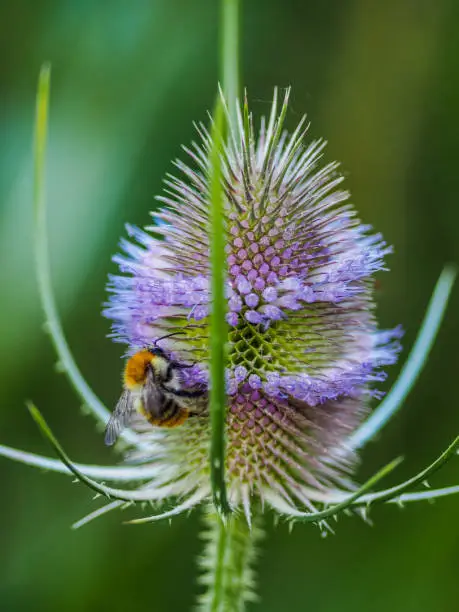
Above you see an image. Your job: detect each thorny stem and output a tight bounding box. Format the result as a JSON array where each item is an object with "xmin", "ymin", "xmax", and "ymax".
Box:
[{"xmin": 197, "ymin": 509, "xmax": 262, "ymax": 611}]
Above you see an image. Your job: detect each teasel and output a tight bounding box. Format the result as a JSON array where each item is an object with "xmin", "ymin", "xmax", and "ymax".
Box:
[
  {"xmin": 1, "ymin": 63, "xmax": 457, "ymax": 612},
  {"xmin": 99, "ymin": 86, "xmax": 403, "ymax": 524}
]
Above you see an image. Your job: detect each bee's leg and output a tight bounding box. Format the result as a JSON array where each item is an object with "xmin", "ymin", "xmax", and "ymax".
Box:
[
  {"xmin": 164, "ymin": 361, "xmax": 196, "ymax": 383},
  {"xmin": 169, "ymin": 360, "xmax": 197, "ymax": 369},
  {"xmin": 172, "ymin": 388, "xmax": 206, "ymax": 398}
]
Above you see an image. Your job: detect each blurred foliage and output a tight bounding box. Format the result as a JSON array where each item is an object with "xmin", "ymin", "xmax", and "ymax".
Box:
[{"xmin": 0, "ymin": 1, "xmax": 458, "ymax": 611}]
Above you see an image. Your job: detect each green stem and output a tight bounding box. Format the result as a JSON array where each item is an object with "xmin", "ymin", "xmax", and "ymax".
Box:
[
  {"xmin": 209, "ymin": 97, "xmax": 231, "ymax": 517},
  {"xmin": 198, "ymin": 510, "xmax": 262, "ymax": 611},
  {"xmin": 209, "ymin": 0, "xmax": 241, "ymax": 517},
  {"xmin": 221, "ymin": 0, "xmax": 240, "ymax": 123}
]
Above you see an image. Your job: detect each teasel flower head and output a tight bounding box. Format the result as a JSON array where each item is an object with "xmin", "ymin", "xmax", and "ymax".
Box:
[{"xmin": 103, "ymin": 88, "xmax": 402, "ymax": 522}]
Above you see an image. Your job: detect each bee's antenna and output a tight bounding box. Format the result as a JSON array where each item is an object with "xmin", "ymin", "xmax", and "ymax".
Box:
[{"xmin": 154, "ymin": 331, "xmax": 185, "ymax": 346}]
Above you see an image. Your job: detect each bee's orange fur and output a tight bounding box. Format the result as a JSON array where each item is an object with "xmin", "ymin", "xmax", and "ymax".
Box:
[{"xmin": 123, "ymin": 350, "xmax": 155, "ymax": 389}]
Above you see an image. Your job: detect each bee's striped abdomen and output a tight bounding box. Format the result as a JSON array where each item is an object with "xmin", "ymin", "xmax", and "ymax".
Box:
[{"xmin": 142, "ymin": 396, "xmax": 189, "ymax": 428}]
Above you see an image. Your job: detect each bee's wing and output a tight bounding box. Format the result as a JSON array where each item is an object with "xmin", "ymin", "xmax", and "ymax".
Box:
[
  {"xmin": 142, "ymin": 368, "xmax": 165, "ymax": 419},
  {"xmin": 104, "ymin": 389, "xmax": 136, "ymax": 446}
]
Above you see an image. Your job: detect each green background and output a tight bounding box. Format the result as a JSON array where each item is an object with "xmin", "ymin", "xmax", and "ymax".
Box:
[{"xmin": 1, "ymin": 1, "xmax": 458, "ymax": 611}]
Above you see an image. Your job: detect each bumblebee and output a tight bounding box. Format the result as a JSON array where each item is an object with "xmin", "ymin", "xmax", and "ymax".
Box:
[{"xmin": 105, "ymin": 335, "xmax": 206, "ymax": 446}]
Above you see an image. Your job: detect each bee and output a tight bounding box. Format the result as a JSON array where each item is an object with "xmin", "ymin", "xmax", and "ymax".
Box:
[{"xmin": 104, "ymin": 333, "xmax": 206, "ymax": 446}]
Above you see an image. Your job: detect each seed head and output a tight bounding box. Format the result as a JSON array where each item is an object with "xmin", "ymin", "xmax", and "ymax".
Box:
[{"xmin": 104, "ymin": 89, "xmax": 401, "ymax": 519}]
